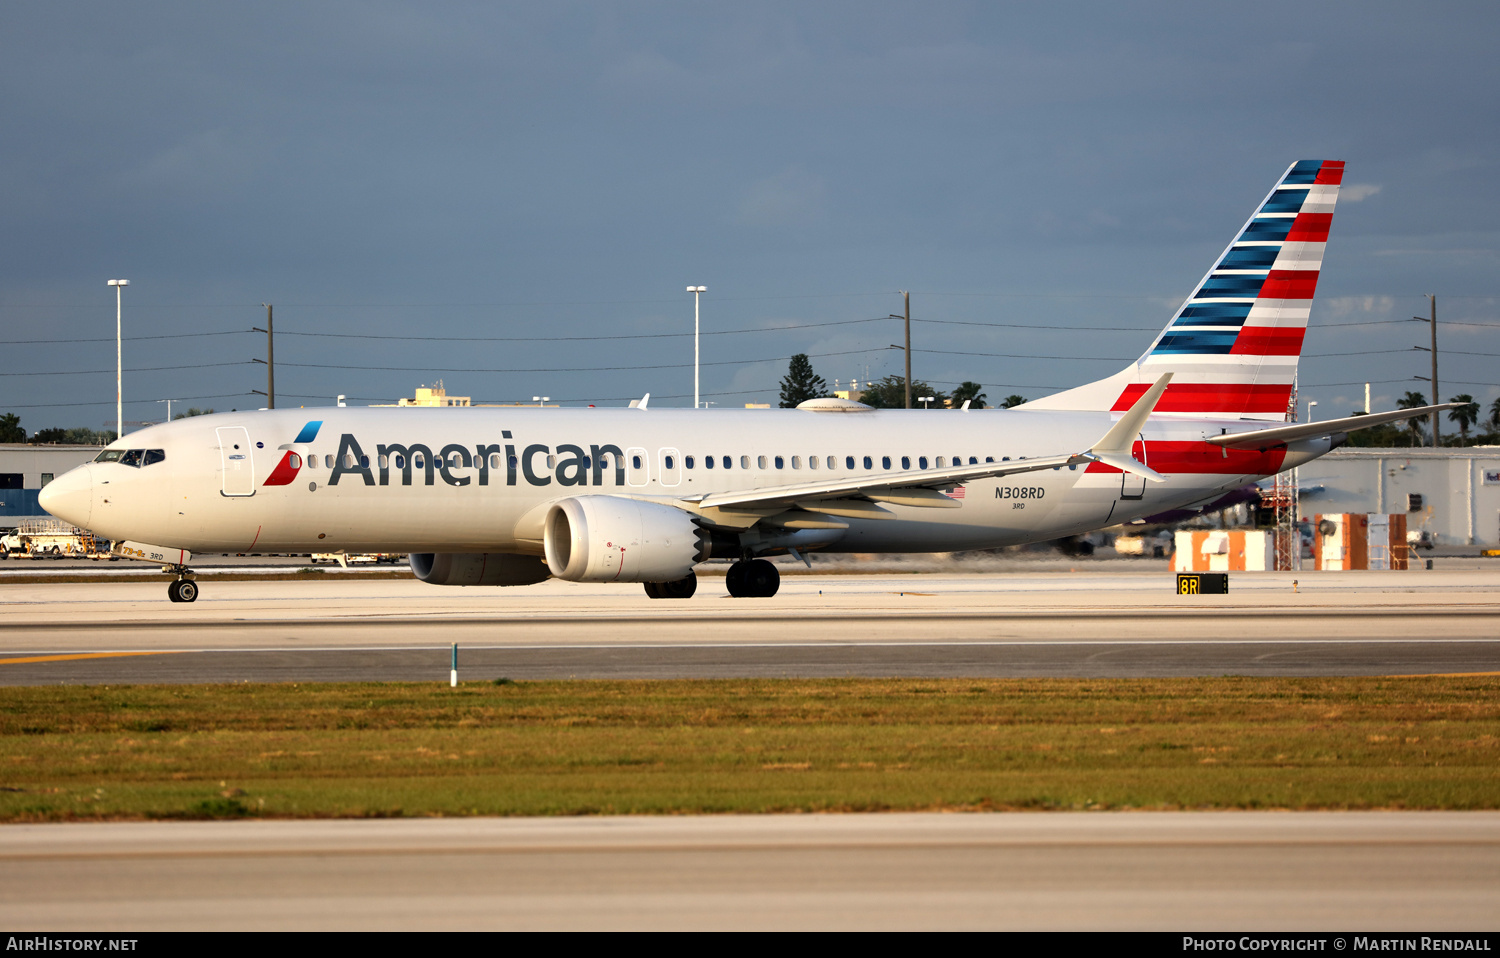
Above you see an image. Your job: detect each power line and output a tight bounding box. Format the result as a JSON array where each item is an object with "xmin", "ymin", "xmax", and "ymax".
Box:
[
  {"xmin": 276, "ymin": 347, "xmax": 887, "ymax": 375},
  {"xmin": 0, "ymin": 362, "xmax": 248, "ymax": 378}
]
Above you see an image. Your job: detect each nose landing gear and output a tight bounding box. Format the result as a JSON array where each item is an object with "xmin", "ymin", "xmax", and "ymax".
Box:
[
  {"xmin": 726, "ymin": 558, "xmax": 779, "ymax": 598},
  {"xmin": 164, "ymin": 565, "xmax": 198, "ymax": 603}
]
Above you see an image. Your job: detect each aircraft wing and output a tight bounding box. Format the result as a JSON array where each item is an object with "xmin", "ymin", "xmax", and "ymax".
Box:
[
  {"xmin": 1206, "ymin": 403, "xmax": 1464, "ymax": 451},
  {"xmin": 684, "ymin": 374, "xmax": 1174, "ymax": 516}
]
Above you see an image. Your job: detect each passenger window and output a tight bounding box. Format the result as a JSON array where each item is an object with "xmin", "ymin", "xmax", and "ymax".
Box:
[
  {"xmin": 919, "ymin": 457, "xmax": 928, "ymax": 469},
  {"xmin": 396, "ymin": 454, "xmax": 407, "ymax": 469},
  {"xmin": 358, "ymin": 452, "xmax": 371, "ymax": 468},
  {"xmin": 791, "ymin": 456, "xmax": 801, "ymax": 469},
  {"xmin": 757, "ymin": 456, "xmax": 767, "ymax": 469},
  {"xmin": 490, "ymin": 454, "xmax": 502, "ymax": 469},
  {"xmin": 807, "ymin": 456, "xmax": 817, "ymax": 470},
  {"xmin": 740, "ymin": 455, "xmax": 750, "ymax": 469},
  {"xmin": 509, "ymin": 455, "xmax": 519, "ymax": 468},
  {"xmin": 985, "ymin": 457, "xmax": 994, "ymax": 463},
  {"xmin": 846, "ymin": 456, "xmax": 856, "ymax": 470},
  {"xmin": 686, "ymin": 456, "xmax": 695, "ymax": 469},
  {"xmin": 120, "ymin": 450, "xmax": 143, "ymax": 467},
  {"xmin": 827, "ymin": 456, "xmax": 835, "ymax": 469},
  {"xmin": 632, "ymin": 455, "xmax": 642, "ymax": 469},
  {"xmin": 936, "ymin": 456, "xmax": 946, "ymax": 468},
  {"xmin": 970, "ymin": 457, "xmax": 979, "ymax": 465},
  {"xmin": 582, "ymin": 456, "xmax": 591, "ymax": 469},
  {"xmin": 882, "ymin": 456, "xmax": 891, "ymax": 469},
  {"xmin": 863, "ymin": 456, "xmax": 873, "ymax": 469},
  {"xmin": 664, "ymin": 455, "xmax": 675, "ymax": 470},
  {"xmin": 378, "ymin": 455, "xmax": 388, "ymax": 469},
  {"xmin": 900, "ymin": 456, "xmax": 910, "ymax": 470},
  {"xmin": 305, "ymin": 455, "xmax": 317, "ymax": 470},
  {"xmin": 360, "ymin": 456, "xmax": 369, "ymax": 468},
  {"xmin": 774, "ymin": 456, "xmax": 784, "ymax": 469},
  {"xmin": 546, "ymin": 455, "xmax": 557, "ymax": 469},
  {"xmin": 287, "ymin": 453, "xmax": 302, "ymax": 469},
  {"xmin": 704, "ymin": 456, "xmax": 714, "ymax": 470},
  {"xmin": 724, "ymin": 456, "xmax": 733, "ymax": 469},
  {"xmin": 144, "ymin": 449, "xmax": 166, "ymax": 466},
  {"xmin": 325, "ymin": 455, "xmax": 334, "ymax": 469}
]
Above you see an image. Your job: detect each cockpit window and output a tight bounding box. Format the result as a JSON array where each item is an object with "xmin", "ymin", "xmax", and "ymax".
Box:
[
  {"xmin": 119, "ymin": 449, "xmax": 143, "ymax": 467},
  {"xmin": 143, "ymin": 449, "xmax": 166, "ymax": 466},
  {"xmin": 95, "ymin": 449, "xmax": 124, "ymax": 463}
]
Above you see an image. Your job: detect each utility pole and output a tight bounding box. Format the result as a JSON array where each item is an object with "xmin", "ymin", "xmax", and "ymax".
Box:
[
  {"xmin": 253, "ymin": 304, "xmax": 274, "ymax": 409},
  {"xmin": 1413, "ymin": 295, "xmax": 1438, "ymax": 447},
  {"xmin": 887, "ymin": 292, "xmax": 912, "ymax": 408}
]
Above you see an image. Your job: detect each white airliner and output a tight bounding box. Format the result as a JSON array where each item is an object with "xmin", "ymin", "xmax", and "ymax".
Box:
[{"xmin": 41, "ymin": 161, "xmax": 1454, "ymax": 603}]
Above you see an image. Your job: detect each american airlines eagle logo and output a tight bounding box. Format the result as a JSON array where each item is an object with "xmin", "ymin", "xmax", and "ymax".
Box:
[{"xmin": 261, "ymin": 420, "xmax": 323, "ymax": 486}]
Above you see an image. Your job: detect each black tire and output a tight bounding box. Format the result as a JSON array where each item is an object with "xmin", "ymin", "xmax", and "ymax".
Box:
[
  {"xmin": 176, "ymin": 579, "xmax": 198, "ymax": 603},
  {"xmin": 726, "ymin": 562, "xmax": 749, "ymax": 597},
  {"xmin": 643, "ymin": 581, "xmax": 662, "ymax": 599},
  {"xmin": 744, "ymin": 559, "xmax": 780, "ymax": 598},
  {"xmin": 657, "ymin": 573, "xmax": 697, "ymax": 599},
  {"xmin": 167, "ymin": 580, "xmax": 183, "ymax": 603}
]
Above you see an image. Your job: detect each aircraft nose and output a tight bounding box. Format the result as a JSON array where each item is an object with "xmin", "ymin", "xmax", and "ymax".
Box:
[{"xmin": 38, "ymin": 465, "xmax": 92, "ymax": 528}]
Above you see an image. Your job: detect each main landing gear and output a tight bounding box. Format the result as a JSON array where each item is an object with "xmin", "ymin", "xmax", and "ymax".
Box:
[
  {"xmin": 165, "ymin": 565, "xmax": 198, "ymax": 603},
  {"xmin": 726, "ymin": 559, "xmax": 779, "ymax": 598},
  {"xmin": 644, "ymin": 572, "xmax": 697, "ymax": 599}
]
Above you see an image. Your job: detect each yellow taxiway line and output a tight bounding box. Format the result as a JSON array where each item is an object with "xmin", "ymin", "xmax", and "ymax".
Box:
[{"xmin": 0, "ymin": 651, "xmax": 183, "ymax": 666}]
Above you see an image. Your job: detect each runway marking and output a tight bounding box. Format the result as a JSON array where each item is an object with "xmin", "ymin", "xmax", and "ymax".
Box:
[
  {"xmin": 0, "ymin": 651, "xmax": 184, "ymax": 666},
  {"xmin": 1386, "ymin": 670, "xmax": 1500, "ymax": 678},
  {"xmin": 5, "ymin": 639, "xmax": 1500, "ymax": 657}
]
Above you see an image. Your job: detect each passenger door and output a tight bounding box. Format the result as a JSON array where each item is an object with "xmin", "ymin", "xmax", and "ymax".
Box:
[{"xmin": 216, "ymin": 426, "xmax": 255, "ymax": 496}]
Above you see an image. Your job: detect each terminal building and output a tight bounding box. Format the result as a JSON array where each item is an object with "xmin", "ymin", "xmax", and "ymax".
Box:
[
  {"xmin": 1295, "ymin": 447, "xmax": 1500, "ymax": 548},
  {"xmin": 0, "ymin": 444, "xmax": 101, "ymax": 523}
]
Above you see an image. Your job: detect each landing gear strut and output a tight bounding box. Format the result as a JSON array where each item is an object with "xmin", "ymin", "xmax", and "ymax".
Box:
[
  {"xmin": 165, "ymin": 565, "xmax": 198, "ymax": 603},
  {"xmin": 644, "ymin": 572, "xmax": 697, "ymax": 599},
  {"xmin": 726, "ymin": 558, "xmax": 779, "ymax": 598}
]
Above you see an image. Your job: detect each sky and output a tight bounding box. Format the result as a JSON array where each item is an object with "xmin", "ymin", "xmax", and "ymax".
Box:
[{"xmin": 2, "ymin": 1, "xmax": 1498, "ymax": 431}]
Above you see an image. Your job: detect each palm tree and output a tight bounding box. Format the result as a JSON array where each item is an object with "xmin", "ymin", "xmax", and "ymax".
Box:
[
  {"xmin": 1396, "ymin": 391, "xmax": 1430, "ymax": 446},
  {"xmin": 950, "ymin": 382, "xmax": 988, "ymax": 409},
  {"xmin": 1000, "ymin": 395, "xmax": 1028, "ymax": 409},
  {"xmin": 1490, "ymin": 396, "xmax": 1500, "ymax": 433},
  {"xmin": 1448, "ymin": 394, "xmax": 1479, "ymax": 445}
]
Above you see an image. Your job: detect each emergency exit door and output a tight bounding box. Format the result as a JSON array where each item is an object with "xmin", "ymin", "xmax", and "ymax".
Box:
[
  {"xmin": 1120, "ymin": 436, "xmax": 1147, "ymax": 500},
  {"xmin": 216, "ymin": 426, "xmax": 255, "ymax": 496}
]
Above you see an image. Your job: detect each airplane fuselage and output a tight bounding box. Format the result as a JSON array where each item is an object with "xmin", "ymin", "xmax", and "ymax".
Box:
[{"xmin": 46, "ymin": 405, "xmax": 1332, "ymax": 557}]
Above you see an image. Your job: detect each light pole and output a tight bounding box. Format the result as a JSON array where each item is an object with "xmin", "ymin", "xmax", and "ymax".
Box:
[
  {"xmin": 686, "ymin": 286, "xmax": 706, "ymax": 408},
  {"xmin": 532, "ymin": 396, "xmax": 550, "ymax": 407},
  {"xmin": 888, "ymin": 290, "xmax": 911, "ymax": 408},
  {"xmin": 156, "ymin": 398, "xmax": 177, "ymax": 423},
  {"xmin": 1305, "ymin": 400, "xmax": 1318, "ymax": 423},
  {"xmin": 920, "ymin": 395, "xmax": 935, "ymax": 409},
  {"xmin": 107, "ymin": 279, "xmax": 129, "ymax": 440}
]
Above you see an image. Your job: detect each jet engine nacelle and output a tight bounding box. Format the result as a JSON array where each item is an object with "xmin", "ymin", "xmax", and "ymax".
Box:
[
  {"xmin": 409, "ymin": 552, "xmax": 552, "ymax": 587},
  {"xmin": 544, "ymin": 496, "xmax": 707, "ymax": 582}
]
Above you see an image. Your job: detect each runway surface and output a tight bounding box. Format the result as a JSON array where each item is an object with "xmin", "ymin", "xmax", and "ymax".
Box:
[
  {"xmin": 3, "ymin": 570, "xmax": 1498, "ymax": 682},
  {"xmin": 2, "ymin": 812, "xmax": 1496, "ymax": 930}
]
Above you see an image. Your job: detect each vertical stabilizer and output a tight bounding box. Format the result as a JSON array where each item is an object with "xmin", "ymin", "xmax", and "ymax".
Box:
[{"xmin": 1024, "ymin": 160, "xmax": 1343, "ymax": 420}]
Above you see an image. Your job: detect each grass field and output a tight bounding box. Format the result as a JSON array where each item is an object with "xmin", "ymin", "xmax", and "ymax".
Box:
[{"xmin": 1, "ymin": 676, "xmax": 1497, "ymax": 820}]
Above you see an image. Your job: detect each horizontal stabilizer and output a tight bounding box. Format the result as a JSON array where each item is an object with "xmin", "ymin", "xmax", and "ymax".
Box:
[{"xmin": 1207, "ymin": 403, "xmax": 1465, "ymax": 450}]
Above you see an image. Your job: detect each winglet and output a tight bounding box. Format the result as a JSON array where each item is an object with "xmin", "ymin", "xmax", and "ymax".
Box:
[
  {"xmin": 1079, "ymin": 373, "xmax": 1171, "ymax": 483},
  {"xmin": 629, "ymin": 393, "xmax": 651, "ymax": 410}
]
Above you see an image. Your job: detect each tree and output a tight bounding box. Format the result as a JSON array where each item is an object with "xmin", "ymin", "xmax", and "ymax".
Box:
[
  {"xmin": 1396, "ymin": 391, "xmax": 1430, "ymax": 446},
  {"xmin": 64, "ymin": 427, "xmax": 115, "ymax": 445},
  {"xmin": 28, "ymin": 427, "xmax": 68, "ymax": 444},
  {"xmin": 950, "ymin": 382, "xmax": 988, "ymax": 409},
  {"xmin": 1448, "ymin": 394, "xmax": 1479, "ymax": 444},
  {"xmin": 174, "ymin": 407, "xmax": 214, "ymax": 419},
  {"xmin": 1490, "ymin": 396, "xmax": 1500, "ymax": 432},
  {"xmin": 0, "ymin": 413, "xmax": 22, "ymax": 443},
  {"xmin": 858, "ymin": 374, "xmax": 948, "ymax": 409},
  {"xmin": 1000, "ymin": 395, "xmax": 1028, "ymax": 409},
  {"xmin": 778, "ymin": 354, "xmax": 829, "ymax": 408}
]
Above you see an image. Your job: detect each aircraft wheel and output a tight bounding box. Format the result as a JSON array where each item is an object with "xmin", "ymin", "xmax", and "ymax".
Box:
[
  {"xmin": 167, "ymin": 580, "xmax": 183, "ymax": 603},
  {"xmin": 726, "ymin": 562, "xmax": 749, "ymax": 597},
  {"xmin": 658, "ymin": 573, "xmax": 697, "ymax": 599},
  {"xmin": 744, "ymin": 559, "xmax": 779, "ymax": 598},
  {"xmin": 169, "ymin": 579, "xmax": 198, "ymax": 603},
  {"xmin": 643, "ymin": 581, "xmax": 662, "ymax": 599}
]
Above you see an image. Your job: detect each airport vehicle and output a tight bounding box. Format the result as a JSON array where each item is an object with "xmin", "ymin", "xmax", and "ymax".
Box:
[
  {"xmin": 0, "ymin": 518, "xmax": 110, "ymax": 560},
  {"xmin": 39, "ymin": 161, "xmax": 1457, "ymax": 602}
]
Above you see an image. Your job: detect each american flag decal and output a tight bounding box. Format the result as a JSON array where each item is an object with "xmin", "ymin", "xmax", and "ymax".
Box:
[{"xmin": 945, "ymin": 485, "xmax": 966, "ymax": 500}]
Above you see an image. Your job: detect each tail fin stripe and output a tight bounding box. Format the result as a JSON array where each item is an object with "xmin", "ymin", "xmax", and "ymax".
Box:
[{"xmin": 1109, "ymin": 383, "xmax": 1294, "ymax": 415}]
